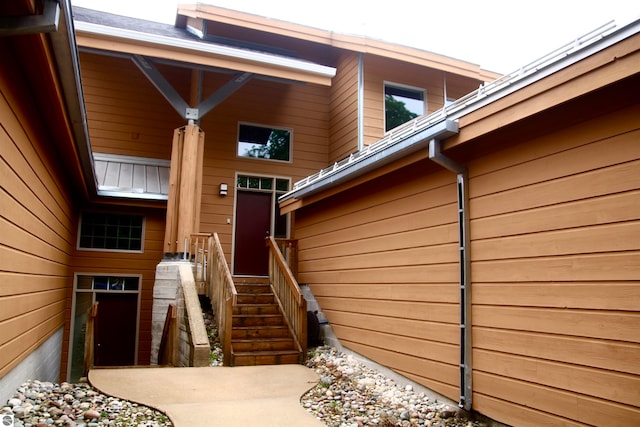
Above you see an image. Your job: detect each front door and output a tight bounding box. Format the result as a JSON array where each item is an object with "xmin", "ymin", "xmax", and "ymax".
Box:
[
  {"xmin": 234, "ymin": 190, "xmax": 272, "ymax": 275},
  {"xmin": 94, "ymin": 293, "xmax": 138, "ymax": 366}
]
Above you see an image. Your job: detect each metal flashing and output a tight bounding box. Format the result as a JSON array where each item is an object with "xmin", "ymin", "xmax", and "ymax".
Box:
[
  {"xmin": 93, "ymin": 153, "xmax": 170, "ymax": 201},
  {"xmin": 0, "ymin": 0, "xmax": 59, "ymax": 36}
]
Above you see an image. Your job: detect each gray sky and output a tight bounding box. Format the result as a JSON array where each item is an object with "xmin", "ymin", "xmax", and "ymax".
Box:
[{"xmin": 72, "ymin": 0, "xmax": 639, "ymax": 74}]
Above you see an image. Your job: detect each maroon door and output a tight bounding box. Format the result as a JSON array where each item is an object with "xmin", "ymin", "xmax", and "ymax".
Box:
[
  {"xmin": 94, "ymin": 293, "xmax": 137, "ymax": 366},
  {"xmin": 234, "ymin": 190, "xmax": 271, "ymax": 276}
]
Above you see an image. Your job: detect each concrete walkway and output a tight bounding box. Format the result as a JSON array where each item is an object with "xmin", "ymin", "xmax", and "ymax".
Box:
[{"xmin": 88, "ymin": 365, "xmax": 325, "ymax": 427}]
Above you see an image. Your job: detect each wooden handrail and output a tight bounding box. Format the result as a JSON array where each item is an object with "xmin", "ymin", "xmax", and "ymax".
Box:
[
  {"xmin": 83, "ymin": 302, "xmax": 98, "ymax": 376},
  {"xmin": 266, "ymin": 236, "xmax": 307, "ymax": 362},
  {"xmin": 209, "ymin": 232, "xmax": 237, "ymax": 365},
  {"xmin": 158, "ymin": 304, "xmax": 177, "ymax": 366},
  {"xmin": 190, "ymin": 232, "xmax": 211, "ymax": 294}
]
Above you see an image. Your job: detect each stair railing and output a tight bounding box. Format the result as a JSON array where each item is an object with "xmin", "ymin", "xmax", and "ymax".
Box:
[
  {"xmin": 267, "ymin": 236, "xmax": 307, "ymax": 362},
  {"xmin": 209, "ymin": 232, "xmax": 237, "ymax": 365},
  {"xmin": 190, "ymin": 233, "xmax": 211, "ymax": 295}
]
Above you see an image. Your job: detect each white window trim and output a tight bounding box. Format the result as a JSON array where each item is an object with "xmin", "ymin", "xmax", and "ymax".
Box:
[{"xmin": 383, "ymin": 81, "xmax": 426, "ymax": 133}]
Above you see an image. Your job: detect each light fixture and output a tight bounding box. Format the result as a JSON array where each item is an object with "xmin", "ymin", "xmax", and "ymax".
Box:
[{"xmin": 219, "ymin": 183, "xmax": 228, "ymax": 196}]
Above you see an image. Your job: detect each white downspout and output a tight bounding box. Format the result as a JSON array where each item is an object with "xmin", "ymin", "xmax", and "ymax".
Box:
[
  {"xmin": 357, "ymin": 53, "xmax": 365, "ymax": 151},
  {"xmin": 429, "ymin": 139, "xmax": 472, "ymax": 411}
]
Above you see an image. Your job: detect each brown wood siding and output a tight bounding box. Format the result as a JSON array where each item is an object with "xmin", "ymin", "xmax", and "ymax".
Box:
[
  {"xmin": 79, "ymin": 52, "xmax": 184, "ymax": 160},
  {"xmin": 58, "ymin": 207, "xmax": 166, "ymax": 379},
  {"xmin": 0, "ymin": 51, "xmax": 76, "ymax": 380},
  {"xmin": 362, "ymin": 55, "xmax": 481, "ymax": 145},
  {"xmin": 328, "ymin": 52, "xmax": 359, "ymax": 163},
  {"xmin": 294, "ymin": 161, "xmax": 462, "ymax": 401},
  {"xmin": 468, "ymin": 104, "xmax": 640, "ymax": 426}
]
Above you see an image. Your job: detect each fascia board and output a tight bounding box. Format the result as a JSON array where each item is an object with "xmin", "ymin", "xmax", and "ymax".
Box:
[{"xmin": 74, "ymin": 21, "xmax": 336, "ymax": 85}]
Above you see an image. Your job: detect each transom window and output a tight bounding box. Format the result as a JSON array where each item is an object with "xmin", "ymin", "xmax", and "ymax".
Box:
[
  {"xmin": 237, "ymin": 123, "xmax": 292, "ymax": 162},
  {"xmin": 384, "ymin": 83, "xmax": 425, "ymax": 132},
  {"xmin": 78, "ymin": 212, "xmax": 144, "ymax": 252}
]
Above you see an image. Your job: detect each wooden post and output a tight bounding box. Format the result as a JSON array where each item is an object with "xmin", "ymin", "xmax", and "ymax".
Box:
[
  {"xmin": 83, "ymin": 303, "xmax": 99, "ymax": 376},
  {"xmin": 163, "ymin": 124, "xmax": 205, "ymax": 255}
]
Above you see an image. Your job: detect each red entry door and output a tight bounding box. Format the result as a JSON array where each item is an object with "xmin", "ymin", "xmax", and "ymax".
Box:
[
  {"xmin": 94, "ymin": 293, "xmax": 137, "ymax": 366},
  {"xmin": 234, "ymin": 190, "xmax": 272, "ymax": 276}
]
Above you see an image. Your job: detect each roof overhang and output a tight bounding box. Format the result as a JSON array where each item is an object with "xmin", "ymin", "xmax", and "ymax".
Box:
[{"xmin": 74, "ymin": 21, "xmax": 336, "ymax": 86}]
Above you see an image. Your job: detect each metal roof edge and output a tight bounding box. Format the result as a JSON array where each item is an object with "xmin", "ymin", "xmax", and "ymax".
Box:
[
  {"xmin": 74, "ymin": 20, "xmax": 336, "ymax": 79},
  {"xmin": 280, "ymin": 18, "xmax": 640, "ymax": 205},
  {"xmin": 96, "ymin": 189, "xmax": 168, "ymax": 201},
  {"xmin": 93, "ymin": 152, "xmax": 171, "ymax": 167}
]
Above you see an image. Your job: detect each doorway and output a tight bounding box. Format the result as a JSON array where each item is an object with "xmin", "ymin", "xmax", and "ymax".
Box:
[
  {"xmin": 69, "ymin": 275, "xmax": 140, "ymax": 382},
  {"xmin": 233, "ymin": 175, "xmax": 290, "ymax": 276}
]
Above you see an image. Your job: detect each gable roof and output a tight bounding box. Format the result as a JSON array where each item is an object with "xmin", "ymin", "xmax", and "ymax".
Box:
[{"xmin": 280, "ymin": 18, "xmax": 640, "ymax": 208}]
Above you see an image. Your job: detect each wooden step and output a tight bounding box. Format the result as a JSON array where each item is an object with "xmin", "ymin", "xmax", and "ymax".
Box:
[
  {"xmin": 232, "ymin": 314, "xmax": 284, "ymax": 327},
  {"xmin": 232, "ymin": 325, "xmax": 291, "ymax": 340},
  {"xmin": 232, "ymin": 350, "xmax": 301, "ymax": 366},
  {"xmin": 235, "ymin": 283, "xmax": 271, "ymax": 294},
  {"xmin": 233, "ymin": 304, "xmax": 280, "ymax": 315},
  {"xmin": 236, "ymin": 293, "xmax": 275, "ymax": 304},
  {"xmin": 232, "ymin": 337, "xmax": 296, "ymax": 352}
]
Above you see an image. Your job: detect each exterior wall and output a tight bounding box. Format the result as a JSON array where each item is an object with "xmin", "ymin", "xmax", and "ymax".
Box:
[
  {"xmin": 328, "ymin": 51, "xmax": 360, "ymax": 163},
  {"xmin": 467, "ymin": 104, "xmax": 640, "ymax": 426},
  {"xmin": 362, "ymin": 54, "xmax": 481, "ymax": 145},
  {"xmin": 60, "ymin": 206, "xmax": 166, "ymax": 379},
  {"xmin": 0, "ymin": 42, "xmax": 76, "ymax": 399},
  {"xmin": 294, "ymin": 161, "xmax": 462, "ymax": 401}
]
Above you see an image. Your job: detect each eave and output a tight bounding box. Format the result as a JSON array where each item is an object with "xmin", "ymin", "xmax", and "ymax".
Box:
[
  {"xmin": 74, "ymin": 21, "xmax": 336, "ymax": 86},
  {"xmin": 177, "ymin": 4, "xmax": 500, "ymax": 82}
]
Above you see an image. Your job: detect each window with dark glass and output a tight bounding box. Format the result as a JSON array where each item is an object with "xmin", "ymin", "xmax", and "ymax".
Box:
[
  {"xmin": 237, "ymin": 123, "xmax": 291, "ymax": 162},
  {"xmin": 384, "ymin": 84, "xmax": 425, "ymax": 132},
  {"xmin": 79, "ymin": 212, "xmax": 144, "ymax": 251}
]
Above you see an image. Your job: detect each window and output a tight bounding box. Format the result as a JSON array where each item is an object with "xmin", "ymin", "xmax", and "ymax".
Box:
[
  {"xmin": 384, "ymin": 83, "xmax": 425, "ymax": 132},
  {"xmin": 237, "ymin": 123, "xmax": 291, "ymax": 162},
  {"xmin": 78, "ymin": 212, "xmax": 144, "ymax": 252}
]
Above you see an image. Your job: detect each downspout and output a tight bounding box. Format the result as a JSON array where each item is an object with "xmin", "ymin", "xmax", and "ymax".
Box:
[
  {"xmin": 357, "ymin": 53, "xmax": 365, "ymax": 151},
  {"xmin": 428, "ymin": 139, "xmax": 472, "ymax": 411}
]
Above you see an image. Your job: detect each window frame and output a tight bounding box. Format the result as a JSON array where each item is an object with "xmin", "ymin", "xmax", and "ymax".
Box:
[
  {"xmin": 236, "ymin": 122, "xmax": 293, "ymax": 163},
  {"xmin": 77, "ymin": 211, "xmax": 145, "ymax": 253},
  {"xmin": 383, "ymin": 81, "xmax": 426, "ymax": 132}
]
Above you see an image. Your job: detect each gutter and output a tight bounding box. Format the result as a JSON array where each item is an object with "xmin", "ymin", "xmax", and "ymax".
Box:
[
  {"xmin": 73, "ymin": 21, "xmax": 337, "ymax": 82},
  {"xmin": 429, "ymin": 139, "xmax": 472, "ymax": 411}
]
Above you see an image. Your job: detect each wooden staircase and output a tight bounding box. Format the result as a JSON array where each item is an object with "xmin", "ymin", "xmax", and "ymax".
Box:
[{"xmin": 231, "ymin": 278, "xmax": 303, "ymax": 366}]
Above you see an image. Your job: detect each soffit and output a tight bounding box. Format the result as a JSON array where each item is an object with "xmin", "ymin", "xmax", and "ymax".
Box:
[
  {"xmin": 177, "ymin": 4, "xmax": 500, "ymax": 81},
  {"xmin": 73, "ymin": 9, "xmax": 335, "ymax": 86}
]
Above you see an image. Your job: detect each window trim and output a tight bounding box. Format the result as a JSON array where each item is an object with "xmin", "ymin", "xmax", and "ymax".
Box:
[
  {"xmin": 236, "ymin": 122, "xmax": 293, "ymax": 163},
  {"xmin": 383, "ymin": 81, "xmax": 426, "ymax": 133},
  {"xmin": 77, "ymin": 211, "xmax": 146, "ymax": 253}
]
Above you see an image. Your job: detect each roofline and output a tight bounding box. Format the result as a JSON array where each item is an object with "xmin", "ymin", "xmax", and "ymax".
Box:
[
  {"xmin": 50, "ymin": 0, "xmax": 97, "ymax": 198},
  {"xmin": 74, "ymin": 20, "xmax": 336, "ymax": 85},
  {"xmin": 280, "ymin": 17, "xmax": 640, "ymax": 204},
  {"xmin": 178, "ymin": 3, "xmax": 500, "ymax": 81}
]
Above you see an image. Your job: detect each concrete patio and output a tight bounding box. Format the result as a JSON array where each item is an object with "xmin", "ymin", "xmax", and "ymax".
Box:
[{"xmin": 88, "ymin": 365, "xmax": 325, "ymax": 427}]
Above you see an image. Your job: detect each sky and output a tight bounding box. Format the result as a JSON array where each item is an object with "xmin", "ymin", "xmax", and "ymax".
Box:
[{"xmin": 71, "ymin": 0, "xmax": 639, "ymax": 74}]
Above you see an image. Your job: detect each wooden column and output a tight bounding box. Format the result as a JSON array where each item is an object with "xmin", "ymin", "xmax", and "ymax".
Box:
[{"xmin": 163, "ymin": 124, "xmax": 205, "ymax": 255}]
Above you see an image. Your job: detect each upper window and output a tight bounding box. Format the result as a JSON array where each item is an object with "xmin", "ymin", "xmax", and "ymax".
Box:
[
  {"xmin": 237, "ymin": 123, "xmax": 291, "ymax": 162},
  {"xmin": 384, "ymin": 83, "xmax": 425, "ymax": 132},
  {"xmin": 78, "ymin": 212, "xmax": 144, "ymax": 252}
]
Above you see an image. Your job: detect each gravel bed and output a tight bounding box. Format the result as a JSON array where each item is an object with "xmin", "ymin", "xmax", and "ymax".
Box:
[{"xmin": 1, "ymin": 380, "xmax": 171, "ymax": 427}]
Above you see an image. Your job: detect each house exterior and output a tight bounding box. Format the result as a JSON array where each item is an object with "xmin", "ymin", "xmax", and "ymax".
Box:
[
  {"xmin": 280, "ymin": 18, "xmax": 640, "ymax": 427},
  {"xmin": 2, "ymin": 1, "xmax": 638, "ymax": 425},
  {"xmin": 0, "ymin": 1, "xmax": 496, "ymax": 403}
]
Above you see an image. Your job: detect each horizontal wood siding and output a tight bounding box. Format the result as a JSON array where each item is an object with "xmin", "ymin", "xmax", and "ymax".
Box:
[
  {"xmin": 79, "ymin": 52, "xmax": 184, "ymax": 160},
  {"xmin": 0, "ymin": 55, "xmax": 75, "ymax": 380},
  {"xmin": 468, "ymin": 104, "xmax": 640, "ymax": 426},
  {"xmin": 294, "ymin": 162, "xmax": 461, "ymax": 400},
  {"xmin": 329, "ymin": 52, "xmax": 359, "ymax": 163},
  {"xmin": 362, "ymin": 55, "xmax": 480, "ymax": 145},
  {"xmin": 79, "ymin": 52, "xmax": 330, "ymax": 262},
  {"xmin": 59, "ymin": 207, "xmax": 166, "ymax": 379}
]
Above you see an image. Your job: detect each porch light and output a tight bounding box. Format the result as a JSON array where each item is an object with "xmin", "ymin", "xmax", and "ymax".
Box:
[{"xmin": 219, "ymin": 183, "xmax": 228, "ymax": 196}]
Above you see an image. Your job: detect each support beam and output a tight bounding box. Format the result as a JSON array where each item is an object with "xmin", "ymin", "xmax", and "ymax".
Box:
[
  {"xmin": 198, "ymin": 72, "xmax": 252, "ymax": 118},
  {"xmin": 132, "ymin": 54, "xmax": 190, "ymax": 118},
  {"xmin": 0, "ymin": 0, "xmax": 59, "ymax": 36}
]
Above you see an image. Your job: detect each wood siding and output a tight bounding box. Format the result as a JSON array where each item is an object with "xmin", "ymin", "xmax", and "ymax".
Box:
[
  {"xmin": 362, "ymin": 54, "xmax": 481, "ymax": 145},
  {"xmin": 0, "ymin": 43, "xmax": 76, "ymax": 381},
  {"xmin": 58, "ymin": 207, "xmax": 166, "ymax": 379},
  {"xmin": 468, "ymin": 104, "xmax": 640, "ymax": 426},
  {"xmin": 294, "ymin": 161, "xmax": 462, "ymax": 400},
  {"xmin": 328, "ymin": 52, "xmax": 360, "ymax": 163}
]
